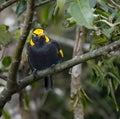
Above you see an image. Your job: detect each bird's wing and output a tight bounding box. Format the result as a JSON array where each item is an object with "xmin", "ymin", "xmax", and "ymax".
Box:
[
  {"xmin": 51, "ymin": 40, "xmax": 64, "ymax": 59},
  {"xmin": 26, "ymin": 42, "xmax": 34, "ymax": 71}
]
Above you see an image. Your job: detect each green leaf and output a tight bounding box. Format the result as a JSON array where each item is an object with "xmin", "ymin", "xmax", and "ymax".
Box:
[
  {"xmin": 69, "ymin": 0, "xmax": 94, "ymax": 29},
  {"xmin": 114, "ymin": 16, "xmax": 120, "ymax": 25},
  {"xmin": 65, "ymin": 0, "xmax": 72, "ymax": 3},
  {"xmin": 94, "ymin": 37, "xmax": 107, "ymax": 46},
  {"xmin": 0, "ymin": 83, "xmax": 5, "ymax": 87},
  {"xmin": 101, "ymin": 28, "xmax": 111, "ymax": 38},
  {"xmin": 26, "ymin": 30, "xmax": 33, "ymax": 42},
  {"xmin": 41, "ymin": 5, "xmax": 50, "ymax": 24},
  {"xmin": 108, "ymin": 79, "xmax": 119, "ymax": 111},
  {"xmin": 2, "ymin": 56, "xmax": 12, "ymax": 67},
  {"xmin": 2, "ymin": 110, "xmax": 11, "ymax": 119},
  {"xmin": 107, "ymin": 72, "xmax": 120, "ymax": 84},
  {"xmin": 94, "ymin": 9, "xmax": 109, "ymax": 18},
  {"xmin": 16, "ymin": 0, "xmax": 26, "ymax": 16},
  {"xmin": 0, "ymin": 24, "xmax": 12, "ymax": 45},
  {"xmin": 24, "ymin": 92, "xmax": 30, "ymax": 109},
  {"xmin": 80, "ymin": 88, "xmax": 92, "ymax": 109},
  {"xmin": 80, "ymin": 88, "xmax": 93, "ymax": 103},
  {"xmin": 63, "ymin": 18, "xmax": 76, "ymax": 28},
  {"xmin": 80, "ymin": 96, "xmax": 87, "ymax": 109},
  {"xmin": 13, "ymin": 29, "xmax": 20, "ymax": 41},
  {"xmin": 97, "ymin": 0, "xmax": 109, "ymax": 12},
  {"xmin": 52, "ymin": 6, "xmax": 59, "ymax": 19},
  {"xmin": 89, "ymin": 0, "xmax": 96, "ymax": 8}
]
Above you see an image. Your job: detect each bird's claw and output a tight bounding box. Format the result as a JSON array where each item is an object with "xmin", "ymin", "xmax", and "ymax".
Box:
[
  {"xmin": 50, "ymin": 64, "xmax": 56, "ymax": 68},
  {"xmin": 33, "ymin": 68, "xmax": 39, "ymax": 79}
]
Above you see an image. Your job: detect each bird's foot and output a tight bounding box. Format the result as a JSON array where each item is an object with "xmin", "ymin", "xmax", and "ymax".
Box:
[
  {"xmin": 33, "ymin": 68, "xmax": 39, "ymax": 79},
  {"xmin": 50, "ymin": 64, "xmax": 56, "ymax": 68}
]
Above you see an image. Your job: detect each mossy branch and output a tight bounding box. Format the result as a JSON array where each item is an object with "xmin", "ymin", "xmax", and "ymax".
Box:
[
  {"xmin": 0, "ymin": 0, "xmax": 34, "ymax": 116},
  {"xmin": 19, "ymin": 39, "xmax": 120, "ymax": 89},
  {"xmin": 0, "ymin": 0, "xmax": 56, "ymax": 12},
  {"xmin": 35, "ymin": 0, "xmax": 56, "ymax": 8},
  {"xmin": 0, "ymin": 0, "xmax": 17, "ymax": 12},
  {"xmin": 8, "ymin": 0, "xmax": 34, "ymax": 84},
  {"xmin": 0, "ymin": 0, "xmax": 56, "ymax": 116},
  {"xmin": 0, "ymin": 37, "xmax": 120, "ymax": 116},
  {"xmin": 109, "ymin": 0, "xmax": 120, "ymax": 10}
]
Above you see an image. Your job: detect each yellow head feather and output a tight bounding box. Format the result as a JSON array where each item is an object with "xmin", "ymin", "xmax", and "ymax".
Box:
[
  {"xmin": 30, "ymin": 29, "xmax": 50, "ymax": 45},
  {"xmin": 33, "ymin": 29, "xmax": 44, "ymax": 36}
]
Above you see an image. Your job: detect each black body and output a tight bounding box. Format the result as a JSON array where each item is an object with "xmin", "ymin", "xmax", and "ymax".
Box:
[{"xmin": 27, "ymin": 36, "xmax": 62, "ymax": 89}]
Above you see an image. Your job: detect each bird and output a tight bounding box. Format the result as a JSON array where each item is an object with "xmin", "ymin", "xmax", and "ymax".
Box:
[{"xmin": 27, "ymin": 28, "xmax": 64, "ymax": 89}]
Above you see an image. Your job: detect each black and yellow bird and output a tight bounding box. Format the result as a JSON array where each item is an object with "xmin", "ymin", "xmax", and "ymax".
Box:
[{"xmin": 27, "ymin": 28, "xmax": 64, "ymax": 89}]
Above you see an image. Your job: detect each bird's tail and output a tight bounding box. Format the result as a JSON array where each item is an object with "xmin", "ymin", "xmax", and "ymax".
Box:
[{"xmin": 44, "ymin": 76, "xmax": 53, "ymax": 90}]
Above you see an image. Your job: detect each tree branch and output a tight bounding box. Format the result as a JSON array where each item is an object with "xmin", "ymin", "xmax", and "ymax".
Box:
[
  {"xmin": 108, "ymin": 0, "xmax": 120, "ymax": 10},
  {"xmin": 19, "ymin": 39, "xmax": 120, "ymax": 89},
  {"xmin": 35, "ymin": 0, "xmax": 56, "ymax": 8},
  {"xmin": 0, "ymin": 0, "xmax": 55, "ymax": 12},
  {"xmin": 0, "ymin": 75, "xmax": 7, "ymax": 81},
  {"xmin": 8, "ymin": 0, "xmax": 34, "ymax": 85},
  {"xmin": 0, "ymin": 0, "xmax": 34, "ymax": 116},
  {"xmin": 0, "ymin": 37, "xmax": 120, "ymax": 116},
  {"xmin": 71, "ymin": 27, "xmax": 84, "ymax": 119},
  {"xmin": 0, "ymin": 0, "xmax": 17, "ymax": 12}
]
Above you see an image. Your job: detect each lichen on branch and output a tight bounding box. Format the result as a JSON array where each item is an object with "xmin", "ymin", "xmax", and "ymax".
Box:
[
  {"xmin": 0, "ymin": 0, "xmax": 35, "ymax": 116},
  {"xmin": 19, "ymin": 39, "xmax": 120, "ymax": 88},
  {"xmin": 0, "ymin": 0, "xmax": 17, "ymax": 12}
]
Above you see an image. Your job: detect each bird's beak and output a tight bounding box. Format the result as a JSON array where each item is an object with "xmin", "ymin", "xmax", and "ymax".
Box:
[{"xmin": 39, "ymin": 32, "xmax": 45, "ymax": 36}]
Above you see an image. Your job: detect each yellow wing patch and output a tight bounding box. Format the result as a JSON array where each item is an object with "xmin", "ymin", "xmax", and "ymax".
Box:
[
  {"xmin": 30, "ymin": 39, "xmax": 35, "ymax": 46},
  {"xmin": 45, "ymin": 36, "xmax": 50, "ymax": 42},
  {"xmin": 59, "ymin": 49, "xmax": 64, "ymax": 57}
]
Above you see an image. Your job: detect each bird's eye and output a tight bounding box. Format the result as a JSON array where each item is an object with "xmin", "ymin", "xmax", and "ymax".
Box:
[
  {"xmin": 35, "ymin": 34, "xmax": 39, "ymax": 37},
  {"xmin": 32, "ymin": 33, "xmax": 38, "ymax": 37}
]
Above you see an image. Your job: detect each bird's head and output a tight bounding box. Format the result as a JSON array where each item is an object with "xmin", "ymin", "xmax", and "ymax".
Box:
[
  {"xmin": 33, "ymin": 28, "xmax": 44, "ymax": 37},
  {"xmin": 30, "ymin": 28, "xmax": 50, "ymax": 46}
]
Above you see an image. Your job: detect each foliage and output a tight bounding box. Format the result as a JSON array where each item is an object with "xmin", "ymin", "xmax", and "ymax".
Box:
[
  {"xmin": 68, "ymin": 0, "xmax": 94, "ymax": 29},
  {"xmin": 1, "ymin": 0, "xmax": 120, "ymax": 119},
  {"xmin": 0, "ymin": 25, "xmax": 12, "ymax": 45},
  {"xmin": 16, "ymin": 0, "xmax": 26, "ymax": 16},
  {"xmin": 64, "ymin": 0, "xmax": 120, "ymax": 117},
  {"xmin": 2, "ymin": 110, "xmax": 11, "ymax": 119},
  {"xmin": 2, "ymin": 56, "xmax": 12, "ymax": 67}
]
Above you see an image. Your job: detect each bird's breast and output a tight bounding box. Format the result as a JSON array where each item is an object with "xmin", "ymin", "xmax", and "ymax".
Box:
[{"xmin": 28, "ymin": 43, "xmax": 59, "ymax": 70}]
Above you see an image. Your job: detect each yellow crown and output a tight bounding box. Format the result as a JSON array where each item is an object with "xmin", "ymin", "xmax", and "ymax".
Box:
[{"xmin": 33, "ymin": 29, "xmax": 44, "ymax": 36}]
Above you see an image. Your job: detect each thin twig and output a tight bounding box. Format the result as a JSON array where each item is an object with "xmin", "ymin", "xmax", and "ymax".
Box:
[
  {"xmin": 71, "ymin": 26, "xmax": 84, "ymax": 119},
  {"xmin": 0, "ymin": 75, "xmax": 7, "ymax": 81},
  {"xmin": 35, "ymin": 0, "xmax": 56, "ymax": 9},
  {"xmin": 108, "ymin": 0, "xmax": 120, "ymax": 10},
  {"xmin": 0, "ymin": 0, "xmax": 55, "ymax": 12},
  {"xmin": 0, "ymin": 37, "xmax": 120, "ymax": 116},
  {"xmin": 0, "ymin": 46, "xmax": 6, "ymax": 60},
  {"xmin": 0, "ymin": 0, "xmax": 17, "ymax": 12},
  {"xmin": 19, "ymin": 39, "xmax": 120, "ymax": 88},
  {"xmin": 0, "ymin": 0, "xmax": 34, "ymax": 116},
  {"xmin": 8, "ymin": 0, "xmax": 34, "ymax": 85}
]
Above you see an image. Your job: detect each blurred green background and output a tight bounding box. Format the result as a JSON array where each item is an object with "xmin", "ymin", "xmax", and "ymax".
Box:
[{"xmin": 0, "ymin": 0, "xmax": 120, "ymax": 119}]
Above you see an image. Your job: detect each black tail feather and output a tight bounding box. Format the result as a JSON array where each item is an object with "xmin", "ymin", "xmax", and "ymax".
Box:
[{"xmin": 44, "ymin": 76, "xmax": 53, "ymax": 90}]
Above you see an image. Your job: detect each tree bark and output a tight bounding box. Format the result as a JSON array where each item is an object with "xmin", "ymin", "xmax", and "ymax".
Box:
[
  {"xmin": 0, "ymin": 0, "xmax": 34, "ymax": 116},
  {"xmin": 0, "ymin": 31, "xmax": 120, "ymax": 116},
  {"xmin": 71, "ymin": 27, "xmax": 84, "ymax": 119}
]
